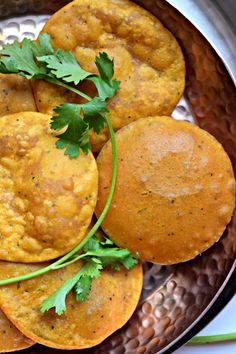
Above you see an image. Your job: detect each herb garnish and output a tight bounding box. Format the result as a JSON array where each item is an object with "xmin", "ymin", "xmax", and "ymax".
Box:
[
  {"xmin": 40, "ymin": 236, "xmax": 138, "ymax": 315},
  {"xmin": 51, "ymin": 99, "xmax": 108, "ymax": 157},
  {"xmin": 0, "ymin": 34, "xmax": 138, "ymax": 314},
  {"xmin": 0, "ymin": 33, "xmax": 120, "ymax": 157}
]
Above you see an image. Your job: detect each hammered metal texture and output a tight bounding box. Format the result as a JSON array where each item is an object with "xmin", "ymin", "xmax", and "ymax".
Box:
[
  {"xmin": 0, "ymin": 1, "xmax": 235, "ymax": 353},
  {"xmin": 0, "ymin": 15, "xmax": 49, "ymax": 46}
]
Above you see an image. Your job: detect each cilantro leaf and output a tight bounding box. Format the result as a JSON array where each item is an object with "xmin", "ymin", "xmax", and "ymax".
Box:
[
  {"xmin": 55, "ymin": 122, "xmax": 90, "ymax": 158},
  {"xmin": 78, "ymin": 257, "xmax": 102, "ymax": 278},
  {"xmin": 73, "ymin": 258, "xmax": 102, "ymax": 302},
  {"xmin": 84, "ymin": 235, "xmax": 114, "ymax": 253},
  {"xmin": 100, "ymin": 237, "xmax": 114, "ymax": 246},
  {"xmin": 0, "ymin": 34, "xmax": 54, "ymax": 78},
  {"xmin": 51, "ymin": 104, "xmax": 73, "ymax": 130},
  {"xmin": 51, "ymin": 104, "xmax": 90, "ymax": 158},
  {"xmin": 82, "ymin": 96, "xmax": 108, "ymax": 116},
  {"xmin": 40, "ymin": 258, "xmax": 103, "ymax": 315},
  {"xmin": 88, "ymin": 75, "xmax": 120, "ymax": 100},
  {"xmin": 51, "ymin": 98, "xmax": 108, "ymax": 157},
  {"xmin": 0, "ymin": 38, "xmax": 45, "ymax": 79},
  {"xmin": 38, "ymin": 49, "xmax": 91, "ymax": 85},
  {"xmin": 83, "ymin": 97, "xmax": 108, "ymax": 134},
  {"xmin": 83, "ymin": 235, "xmax": 138, "ymax": 270},
  {"xmin": 73, "ymin": 275, "xmax": 92, "ymax": 302},
  {"xmin": 40, "ymin": 269, "xmax": 83, "ymax": 315},
  {"xmin": 83, "ymin": 235, "xmax": 102, "ymax": 253},
  {"xmin": 31, "ymin": 33, "xmax": 54, "ymax": 57},
  {"xmin": 83, "ymin": 113, "xmax": 105, "ymax": 135},
  {"xmin": 95, "ymin": 52, "xmax": 114, "ymax": 81},
  {"xmin": 0, "ymin": 57, "xmax": 18, "ymax": 73},
  {"xmin": 87, "ymin": 52, "xmax": 120, "ymax": 100},
  {"xmin": 87, "ymin": 248, "xmax": 138, "ymax": 270}
]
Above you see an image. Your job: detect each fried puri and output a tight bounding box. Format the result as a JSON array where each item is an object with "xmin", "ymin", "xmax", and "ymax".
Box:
[
  {"xmin": 0, "ymin": 309, "xmax": 34, "ymax": 352},
  {"xmin": 0, "ymin": 112, "xmax": 98, "ymax": 262},
  {"xmin": 0, "ymin": 74, "xmax": 36, "ymax": 116},
  {"xmin": 32, "ymin": 0, "xmax": 185, "ymax": 151},
  {"xmin": 0, "ymin": 261, "xmax": 143, "ymax": 349},
  {"xmin": 96, "ymin": 117, "xmax": 235, "ymax": 264}
]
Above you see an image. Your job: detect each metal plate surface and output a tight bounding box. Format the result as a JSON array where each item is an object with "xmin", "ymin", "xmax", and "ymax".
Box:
[{"xmin": 0, "ymin": 1, "xmax": 235, "ymax": 353}]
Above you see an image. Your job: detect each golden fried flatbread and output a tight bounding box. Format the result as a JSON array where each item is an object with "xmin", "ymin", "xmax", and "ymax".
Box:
[
  {"xmin": 0, "ymin": 112, "xmax": 98, "ymax": 262},
  {"xmin": 0, "ymin": 74, "xmax": 36, "ymax": 116},
  {"xmin": 32, "ymin": 0, "xmax": 185, "ymax": 151},
  {"xmin": 0, "ymin": 309, "xmax": 34, "ymax": 352},
  {"xmin": 96, "ymin": 117, "xmax": 235, "ymax": 264},
  {"xmin": 0, "ymin": 261, "xmax": 142, "ymax": 349}
]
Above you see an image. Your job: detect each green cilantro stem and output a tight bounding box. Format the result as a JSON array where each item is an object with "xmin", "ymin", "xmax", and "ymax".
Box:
[
  {"xmin": 45, "ymin": 76, "xmax": 91, "ymax": 102},
  {"xmin": 53, "ymin": 254, "xmax": 89, "ymax": 270},
  {"xmin": 189, "ymin": 332, "xmax": 236, "ymax": 345},
  {"xmin": 53, "ymin": 245, "xmax": 129, "ymax": 270},
  {"xmin": 0, "ymin": 114, "xmax": 117, "ymax": 286},
  {"xmin": 0, "ymin": 35, "xmax": 120, "ymax": 291}
]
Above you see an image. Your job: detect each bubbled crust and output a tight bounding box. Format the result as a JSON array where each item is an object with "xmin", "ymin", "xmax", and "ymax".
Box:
[
  {"xmin": 0, "ymin": 112, "xmax": 98, "ymax": 262},
  {"xmin": 0, "ymin": 261, "xmax": 143, "ymax": 349},
  {"xmin": 96, "ymin": 117, "xmax": 235, "ymax": 264},
  {"xmin": 32, "ymin": 0, "xmax": 185, "ymax": 151},
  {"xmin": 0, "ymin": 74, "xmax": 37, "ymax": 116},
  {"xmin": 0, "ymin": 309, "xmax": 34, "ymax": 353}
]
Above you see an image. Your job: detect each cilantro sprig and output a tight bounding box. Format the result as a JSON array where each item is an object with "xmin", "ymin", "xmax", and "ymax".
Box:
[
  {"xmin": 0, "ymin": 34, "xmax": 120, "ymax": 93},
  {"xmin": 0, "ymin": 33, "xmax": 140, "ymax": 315},
  {"xmin": 0, "ymin": 33, "xmax": 120, "ymax": 157},
  {"xmin": 40, "ymin": 236, "xmax": 138, "ymax": 315},
  {"xmin": 51, "ymin": 98, "xmax": 107, "ymax": 157},
  {"xmin": 189, "ymin": 332, "xmax": 236, "ymax": 345},
  {"xmin": 0, "ymin": 33, "xmax": 139, "ymax": 315}
]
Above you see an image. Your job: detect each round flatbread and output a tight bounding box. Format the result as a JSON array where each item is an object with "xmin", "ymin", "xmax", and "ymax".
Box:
[
  {"xmin": 0, "ymin": 309, "xmax": 34, "ymax": 352},
  {"xmin": 95, "ymin": 116, "xmax": 235, "ymax": 264},
  {"xmin": 32, "ymin": 0, "xmax": 185, "ymax": 151},
  {"xmin": 0, "ymin": 74, "xmax": 36, "ymax": 116},
  {"xmin": 0, "ymin": 112, "xmax": 98, "ymax": 262},
  {"xmin": 0, "ymin": 261, "xmax": 143, "ymax": 349}
]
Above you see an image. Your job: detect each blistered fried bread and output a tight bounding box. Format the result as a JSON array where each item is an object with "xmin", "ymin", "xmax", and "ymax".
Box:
[
  {"xmin": 32, "ymin": 0, "xmax": 185, "ymax": 151},
  {"xmin": 0, "ymin": 261, "xmax": 142, "ymax": 349},
  {"xmin": 0, "ymin": 309, "xmax": 34, "ymax": 353},
  {"xmin": 96, "ymin": 117, "xmax": 235, "ymax": 264},
  {"xmin": 0, "ymin": 112, "xmax": 98, "ymax": 262},
  {"xmin": 0, "ymin": 74, "xmax": 36, "ymax": 116}
]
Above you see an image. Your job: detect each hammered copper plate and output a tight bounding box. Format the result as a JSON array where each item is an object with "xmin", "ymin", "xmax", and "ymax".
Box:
[{"xmin": 0, "ymin": 1, "xmax": 236, "ymax": 353}]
